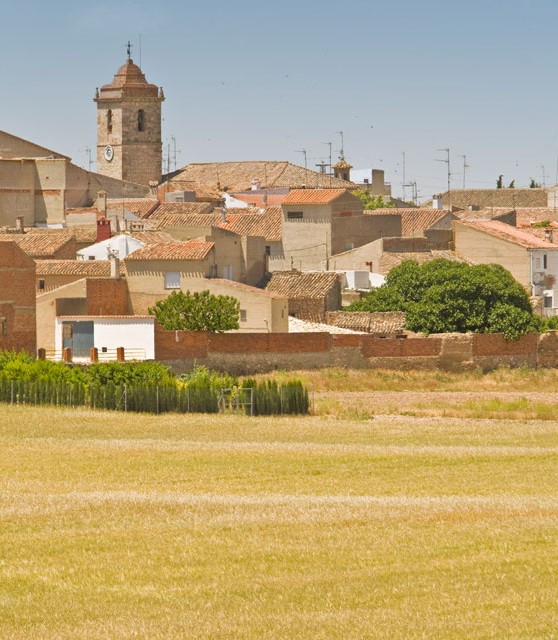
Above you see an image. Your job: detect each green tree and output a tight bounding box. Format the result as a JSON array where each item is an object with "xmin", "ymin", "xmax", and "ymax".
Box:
[
  {"xmin": 353, "ymin": 190, "xmax": 395, "ymax": 210},
  {"xmin": 508, "ymin": 179, "xmax": 515, "ymax": 188},
  {"xmin": 348, "ymin": 259, "xmax": 537, "ymax": 340},
  {"xmin": 496, "ymin": 175, "xmax": 504, "ymax": 188},
  {"xmin": 149, "ymin": 290, "xmax": 240, "ymax": 332}
]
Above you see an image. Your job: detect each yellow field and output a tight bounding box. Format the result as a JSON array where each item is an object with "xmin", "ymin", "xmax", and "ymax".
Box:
[{"xmin": 1, "ymin": 371, "xmax": 558, "ymax": 638}]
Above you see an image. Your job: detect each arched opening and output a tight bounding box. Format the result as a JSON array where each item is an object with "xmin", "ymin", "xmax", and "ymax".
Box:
[
  {"xmin": 107, "ymin": 109, "xmax": 112, "ymax": 134},
  {"xmin": 137, "ymin": 109, "xmax": 145, "ymax": 132}
]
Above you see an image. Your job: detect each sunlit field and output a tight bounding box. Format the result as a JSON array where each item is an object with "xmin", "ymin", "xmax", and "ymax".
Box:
[{"xmin": 1, "ymin": 368, "xmax": 558, "ymax": 638}]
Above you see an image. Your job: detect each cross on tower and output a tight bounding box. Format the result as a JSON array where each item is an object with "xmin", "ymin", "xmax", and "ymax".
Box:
[{"xmin": 126, "ymin": 40, "xmax": 133, "ymax": 60}]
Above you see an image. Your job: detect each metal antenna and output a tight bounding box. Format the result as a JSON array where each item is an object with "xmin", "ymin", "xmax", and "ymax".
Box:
[
  {"xmin": 336, "ymin": 131, "xmax": 344, "ymax": 158},
  {"xmin": 460, "ymin": 154, "xmax": 469, "ymax": 189},
  {"xmin": 401, "ymin": 151, "xmax": 406, "ymax": 202},
  {"xmin": 436, "ymin": 148, "xmax": 451, "ymax": 210},
  {"xmin": 541, "ymin": 164, "xmax": 547, "ymax": 188},
  {"xmin": 295, "ymin": 149, "xmax": 308, "ymax": 169},
  {"xmin": 139, "ymin": 34, "xmax": 142, "ymax": 67}
]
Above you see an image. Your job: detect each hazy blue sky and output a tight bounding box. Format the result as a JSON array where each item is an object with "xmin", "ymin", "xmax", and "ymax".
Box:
[{"xmin": 2, "ymin": 0, "xmax": 557, "ymax": 200}]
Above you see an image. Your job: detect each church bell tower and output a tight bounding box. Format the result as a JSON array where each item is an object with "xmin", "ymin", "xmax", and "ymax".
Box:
[{"xmin": 94, "ymin": 43, "xmax": 164, "ymax": 185}]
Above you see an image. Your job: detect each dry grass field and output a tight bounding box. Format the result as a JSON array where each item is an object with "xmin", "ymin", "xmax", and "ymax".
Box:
[{"xmin": 1, "ymin": 367, "xmax": 558, "ymax": 638}]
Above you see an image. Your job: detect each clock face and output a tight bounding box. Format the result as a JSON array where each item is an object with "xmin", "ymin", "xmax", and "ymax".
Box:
[{"xmin": 104, "ymin": 145, "xmax": 114, "ymax": 162}]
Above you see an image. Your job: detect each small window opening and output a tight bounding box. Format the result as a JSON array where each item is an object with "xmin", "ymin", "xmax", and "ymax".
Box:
[
  {"xmin": 107, "ymin": 109, "xmax": 112, "ymax": 134},
  {"xmin": 0, "ymin": 317, "xmax": 6, "ymax": 336},
  {"xmin": 38, "ymin": 279, "xmax": 45, "ymax": 290},
  {"xmin": 137, "ymin": 109, "xmax": 145, "ymax": 132}
]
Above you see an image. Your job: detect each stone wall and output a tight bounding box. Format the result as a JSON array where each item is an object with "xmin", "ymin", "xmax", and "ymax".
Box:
[{"xmin": 156, "ymin": 328, "xmax": 558, "ymax": 374}]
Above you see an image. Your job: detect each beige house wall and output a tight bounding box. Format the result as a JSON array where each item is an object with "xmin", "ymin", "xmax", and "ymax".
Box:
[
  {"xmin": 36, "ymin": 279, "xmax": 89, "ymax": 351},
  {"xmin": 0, "ymin": 159, "xmax": 35, "ymax": 227},
  {"xmin": 327, "ymin": 238, "xmax": 384, "ymax": 271},
  {"xmin": 454, "ymin": 222, "xmax": 530, "ymax": 286}
]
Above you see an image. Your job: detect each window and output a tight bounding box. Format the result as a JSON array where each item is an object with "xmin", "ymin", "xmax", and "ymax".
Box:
[
  {"xmin": 287, "ymin": 211, "xmax": 303, "ymax": 220},
  {"xmin": 223, "ymin": 265, "xmax": 233, "ymax": 280},
  {"xmin": 240, "ymin": 309, "xmax": 247, "ymax": 322},
  {"xmin": 137, "ymin": 109, "xmax": 145, "ymax": 132},
  {"xmin": 544, "ymin": 254, "xmax": 548, "ymax": 269},
  {"xmin": 544, "ymin": 296, "xmax": 553, "ymax": 308},
  {"xmin": 265, "ymin": 245, "xmax": 271, "ymax": 256},
  {"xmin": 107, "ymin": 109, "xmax": 112, "ymax": 134},
  {"xmin": 38, "ymin": 279, "xmax": 45, "ymax": 291},
  {"xmin": 164, "ymin": 272, "xmax": 180, "ymax": 289},
  {"xmin": 0, "ymin": 317, "xmax": 6, "ymax": 336}
]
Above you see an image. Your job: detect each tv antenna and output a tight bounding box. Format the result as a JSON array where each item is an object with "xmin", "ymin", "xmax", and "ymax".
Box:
[
  {"xmin": 336, "ymin": 131, "xmax": 345, "ymax": 158},
  {"xmin": 459, "ymin": 154, "xmax": 469, "ymax": 189},
  {"xmin": 436, "ymin": 148, "xmax": 451, "ymax": 209},
  {"xmin": 295, "ymin": 149, "xmax": 308, "ymax": 169}
]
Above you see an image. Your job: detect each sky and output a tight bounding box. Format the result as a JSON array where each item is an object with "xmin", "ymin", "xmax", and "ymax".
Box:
[{"xmin": 2, "ymin": 0, "xmax": 558, "ymax": 202}]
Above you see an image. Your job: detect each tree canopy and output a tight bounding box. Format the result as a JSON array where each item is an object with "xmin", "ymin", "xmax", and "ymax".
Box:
[
  {"xmin": 353, "ymin": 190, "xmax": 395, "ymax": 210},
  {"xmin": 348, "ymin": 259, "xmax": 538, "ymax": 340},
  {"xmin": 149, "ymin": 290, "xmax": 240, "ymax": 333}
]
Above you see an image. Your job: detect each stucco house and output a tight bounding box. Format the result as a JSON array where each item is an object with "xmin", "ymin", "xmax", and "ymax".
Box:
[
  {"xmin": 454, "ymin": 219, "xmax": 558, "ymax": 295},
  {"xmin": 272, "ymin": 189, "xmax": 401, "ymax": 271}
]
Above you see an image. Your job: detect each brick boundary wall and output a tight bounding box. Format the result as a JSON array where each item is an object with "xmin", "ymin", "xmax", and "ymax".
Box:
[{"xmin": 155, "ymin": 327, "xmax": 558, "ymax": 375}]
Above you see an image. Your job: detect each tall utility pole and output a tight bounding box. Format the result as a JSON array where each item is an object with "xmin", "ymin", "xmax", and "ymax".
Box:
[
  {"xmin": 436, "ymin": 148, "xmax": 451, "ymax": 210},
  {"xmin": 540, "ymin": 165, "xmax": 547, "ymax": 188},
  {"xmin": 460, "ymin": 154, "xmax": 469, "ymax": 189},
  {"xmin": 403, "ymin": 181, "xmax": 418, "ymax": 205}
]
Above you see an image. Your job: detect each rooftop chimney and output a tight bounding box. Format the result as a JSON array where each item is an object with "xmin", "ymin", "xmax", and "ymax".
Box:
[
  {"xmin": 15, "ymin": 216, "xmax": 24, "ymax": 233},
  {"xmin": 108, "ymin": 249, "xmax": 120, "ymax": 280},
  {"xmin": 545, "ymin": 229, "xmax": 554, "ymax": 243},
  {"xmin": 96, "ymin": 218, "xmax": 111, "ymax": 243},
  {"xmin": 97, "ymin": 190, "xmax": 107, "ymax": 215}
]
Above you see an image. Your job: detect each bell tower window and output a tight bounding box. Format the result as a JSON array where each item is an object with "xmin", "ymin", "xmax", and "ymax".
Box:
[
  {"xmin": 137, "ymin": 109, "xmax": 145, "ymax": 132},
  {"xmin": 107, "ymin": 110, "xmax": 112, "ymax": 134}
]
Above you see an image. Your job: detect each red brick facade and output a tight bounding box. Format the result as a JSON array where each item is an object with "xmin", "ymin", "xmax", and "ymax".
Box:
[{"xmin": 0, "ymin": 241, "xmax": 36, "ymax": 353}]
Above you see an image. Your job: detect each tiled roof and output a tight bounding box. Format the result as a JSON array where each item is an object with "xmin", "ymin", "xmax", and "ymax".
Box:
[
  {"xmin": 125, "ymin": 241, "xmax": 214, "ymax": 261},
  {"xmin": 265, "ymin": 271, "xmax": 340, "ymax": 299},
  {"xmin": 106, "ymin": 198, "xmax": 160, "ymax": 219},
  {"xmin": 210, "ymin": 278, "xmax": 286, "ymax": 299},
  {"xmin": 218, "ymin": 207, "xmax": 282, "ymax": 242},
  {"xmin": 458, "ymin": 220, "xmax": 558, "ymax": 250},
  {"xmin": 326, "ymin": 311, "xmax": 406, "ymax": 333},
  {"xmin": 169, "ymin": 161, "xmax": 355, "ymax": 192},
  {"xmin": 153, "ymin": 214, "xmax": 217, "ymax": 230},
  {"xmin": 149, "ymin": 202, "xmax": 213, "ymax": 218},
  {"xmin": 282, "ymin": 189, "xmax": 349, "ymax": 205},
  {"xmin": 35, "ymin": 260, "xmax": 117, "ymax": 276},
  {"xmin": 379, "ymin": 250, "xmax": 466, "ymax": 275},
  {"xmin": 98, "ymin": 59, "xmax": 159, "ymax": 98},
  {"xmin": 26, "ymin": 226, "xmax": 98, "ymax": 244},
  {"xmin": 229, "ymin": 192, "xmax": 289, "ymax": 207},
  {"xmin": 422, "ymin": 189, "xmax": 548, "ymax": 209},
  {"xmin": 364, "ymin": 208, "xmax": 446, "ymax": 236},
  {"xmin": 127, "ymin": 230, "xmax": 175, "ymax": 244},
  {"xmin": 0, "ymin": 232, "xmax": 74, "ymax": 258}
]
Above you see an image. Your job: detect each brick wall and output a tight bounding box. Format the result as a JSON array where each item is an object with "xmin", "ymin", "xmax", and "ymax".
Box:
[
  {"xmin": 155, "ymin": 327, "xmax": 558, "ymax": 374},
  {"xmin": 0, "ymin": 242, "xmax": 36, "ymax": 353},
  {"xmin": 86, "ymin": 278, "xmax": 129, "ymax": 315}
]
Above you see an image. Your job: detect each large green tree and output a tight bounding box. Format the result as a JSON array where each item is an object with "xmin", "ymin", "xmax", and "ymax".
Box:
[
  {"xmin": 149, "ymin": 290, "xmax": 240, "ymax": 332},
  {"xmin": 349, "ymin": 259, "xmax": 538, "ymax": 339},
  {"xmin": 353, "ymin": 190, "xmax": 395, "ymax": 210}
]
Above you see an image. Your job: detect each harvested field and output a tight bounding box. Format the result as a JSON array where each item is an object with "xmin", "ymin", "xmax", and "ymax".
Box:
[{"xmin": 1, "ymin": 369, "xmax": 558, "ymax": 638}]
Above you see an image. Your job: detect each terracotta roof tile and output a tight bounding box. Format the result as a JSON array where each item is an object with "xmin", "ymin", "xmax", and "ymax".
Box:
[
  {"xmin": 152, "ymin": 214, "xmax": 216, "ymax": 230},
  {"xmin": 0, "ymin": 232, "xmax": 74, "ymax": 258},
  {"xmin": 458, "ymin": 220, "xmax": 558, "ymax": 250},
  {"xmin": 209, "ymin": 278, "xmax": 286, "ymax": 299},
  {"xmin": 218, "ymin": 207, "xmax": 282, "ymax": 242},
  {"xmin": 379, "ymin": 250, "xmax": 466, "ymax": 275},
  {"xmin": 282, "ymin": 189, "xmax": 349, "ymax": 205},
  {"xmin": 169, "ymin": 161, "xmax": 354, "ymax": 193},
  {"xmin": 422, "ymin": 189, "xmax": 548, "ymax": 209},
  {"xmin": 149, "ymin": 202, "xmax": 213, "ymax": 218},
  {"xmin": 65, "ymin": 207, "xmax": 104, "ymax": 220},
  {"xmin": 26, "ymin": 226, "xmax": 98, "ymax": 244},
  {"xmin": 265, "ymin": 271, "xmax": 340, "ymax": 299},
  {"xmin": 106, "ymin": 198, "xmax": 160, "ymax": 219},
  {"xmin": 125, "ymin": 241, "xmax": 214, "ymax": 261},
  {"xmin": 35, "ymin": 260, "xmax": 117, "ymax": 276}
]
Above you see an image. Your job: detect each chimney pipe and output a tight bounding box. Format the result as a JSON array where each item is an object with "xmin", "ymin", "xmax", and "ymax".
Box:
[{"xmin": 15, "ymin": 216, "xmax": 24, "ymax": 233}]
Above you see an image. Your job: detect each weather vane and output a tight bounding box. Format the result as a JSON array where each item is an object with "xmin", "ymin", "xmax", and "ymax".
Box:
[{"xmin": 126, "ymin": 40, "xmax": 133, "ymax": 60}]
